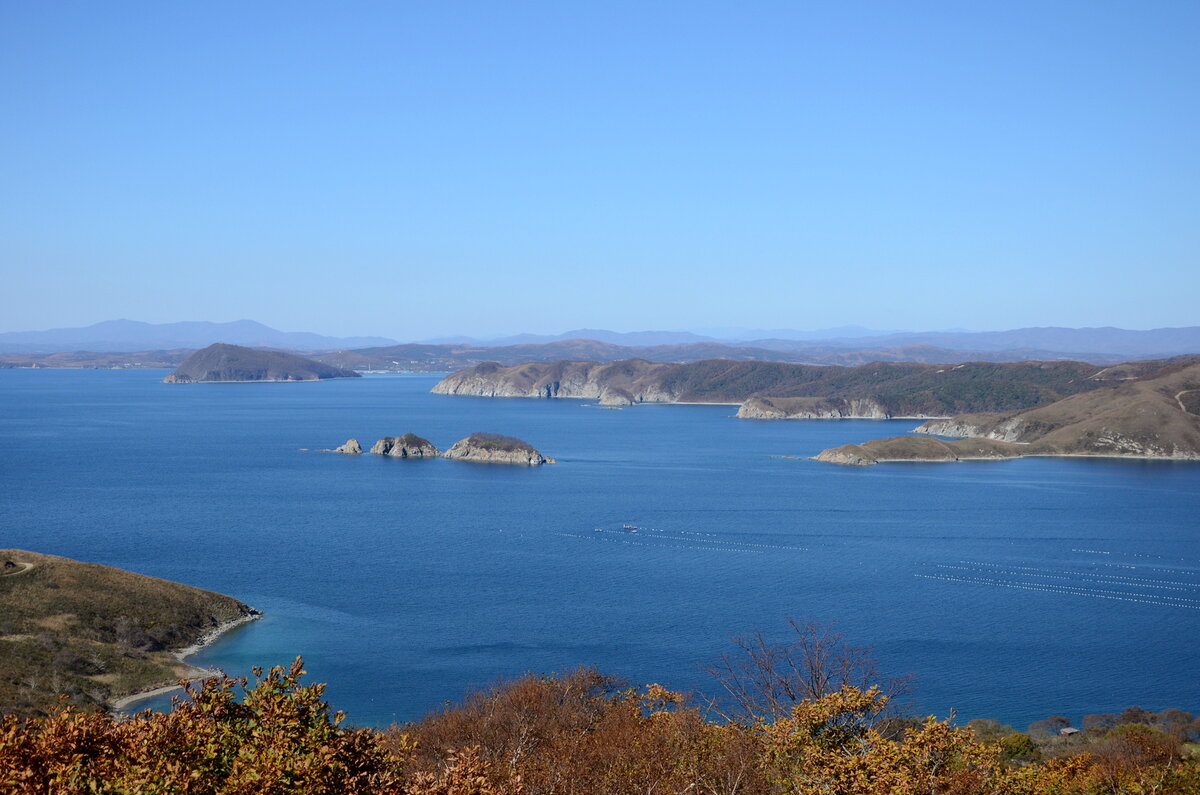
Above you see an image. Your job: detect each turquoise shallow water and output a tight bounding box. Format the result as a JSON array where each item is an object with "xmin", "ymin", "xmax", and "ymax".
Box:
[{"xmin": 2, "ymin": 369, "xmax": 1198, "ymax": 727}]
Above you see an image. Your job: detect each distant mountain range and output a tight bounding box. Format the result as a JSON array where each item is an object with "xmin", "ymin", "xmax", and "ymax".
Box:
[
  {"xmin": 0, "ymin": 319, "xmax": 397, "ymax": 354},
  {"xmin": 796, "ymin": 327, "xmax": 1200, "ymax": 357},
  {"xmin": 2, "ymin": 319, "xmax": 1198, "ymax": 365},
  {"xmin": 312, "ymin": 340, "xmax": 1137, "ymax": 372},
  {"xmin": 420, "ymin": 329, "xmax": 721, "ymax": 347},
  {"xmin": 420, "ymin": 326, "xmax": 913, "ymax": 346}
]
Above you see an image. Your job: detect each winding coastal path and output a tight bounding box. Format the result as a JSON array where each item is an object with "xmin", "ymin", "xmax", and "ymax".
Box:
[
  {"xmin": 1176, "ymin": 389, "xmax": 1200, "ymax": 415},
  {"xmin": 0, "ymin": 560, "xmax": 35, "ymax": 577}
]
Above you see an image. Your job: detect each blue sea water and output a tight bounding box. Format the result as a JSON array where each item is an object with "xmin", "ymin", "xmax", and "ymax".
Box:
[{"xmin": 2, "ymin": 369, "xmax": 1198, "ymax": 729}]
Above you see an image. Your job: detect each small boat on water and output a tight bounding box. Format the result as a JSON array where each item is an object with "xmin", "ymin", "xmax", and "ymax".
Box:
[{"xmin": 622, "ymin": 524, "xmax": 638, "ymax": 530}]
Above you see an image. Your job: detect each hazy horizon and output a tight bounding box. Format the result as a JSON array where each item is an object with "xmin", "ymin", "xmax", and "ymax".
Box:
[
  {"xmin": 3, "ymin": 2, "xmax": 1197, "ymax": 338},
  {"xmin": 5, "ymin": 316, "xmax": 1200, "ymax": 345}
]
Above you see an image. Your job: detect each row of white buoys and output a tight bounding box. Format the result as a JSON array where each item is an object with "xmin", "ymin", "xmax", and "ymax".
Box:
[
  {"xmin": 913, "ymin": 573, "xmax": 1200, "ymax": 609},
  {"xmin": 917, "ymin": 552, "xmax": 1200, "ymax": 609},
  {"xmin": 951, "ymin": 561, "xmax": 1200, "ymax": 589},
  {"xmin": 937, "ymin": 564, "xmax": 1199, "ymax": 592},
  {"xmin": 582, "ymin": 526, "xmax": 807, "ymax": 552},
  {"xmin": 936, "ymin": 564, "xmax": 1200, "ymax": 593},
  {"xmin": 1073, "ymin": 548, "xmax": 1200, "ymax": 566},
  {"xmin": 558, "ymin": 532, "xmax": 767, "ymax": 554}
]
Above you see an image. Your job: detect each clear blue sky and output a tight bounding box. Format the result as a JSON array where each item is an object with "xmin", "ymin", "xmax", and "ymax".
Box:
[{"xmin": 2, "ymin": 1, "xmax": 1197, "ymax": 338}]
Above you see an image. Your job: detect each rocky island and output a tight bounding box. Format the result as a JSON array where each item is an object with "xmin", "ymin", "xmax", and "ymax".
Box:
[
  {"xmin": 370, "ymin": 433, "xmax": 441, "ymax": 458},
  {"xmin": 0, "ymin": 550, "xmax": 259, "ymax": 716},
  {"xmin": 442, "ymin": 433, "xmax": 555, "ymax": 465},
  {"xmin": 163, "ymin": 343, "xmax": 359, "ymax": 383},
  {"xmin": 816, "ymin": 360, "xmax": 1200, "ymax": 465}
]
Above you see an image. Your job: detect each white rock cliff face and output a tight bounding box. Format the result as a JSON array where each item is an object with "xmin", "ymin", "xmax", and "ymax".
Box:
[
  {"xmin": 915, "ymin": 417, "xmax": 1030, "ymax": 442},
  {"xmin": 431, "ymin": 361, "xmax": 681, "ymax": 404},
  {"xmin": 737, "ymin": 397, "xmax": 901, "ymax": 420}
]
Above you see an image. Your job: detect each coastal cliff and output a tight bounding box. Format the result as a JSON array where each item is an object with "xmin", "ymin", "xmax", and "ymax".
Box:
[
  {"xmin": 164, "ymin": 343, "xmax": 359, "ymax": 383},
  {"xmin": 431, "ymin": 360, "xmax": 679, "ymax": 405},
  {"xmin": 442, "ymin": 433, "xmax": 554, "ymax": 465},
  {"xmin": 818, "ymin": 360, "xmax": 1200, "ymax": 465},
  {"xmin": 434, "ymin": 358, "xmax": 1129, "ymax": 416},
  {"xmin": 737, "ymin": 396, "xmax": 904, "ymax": 420}
]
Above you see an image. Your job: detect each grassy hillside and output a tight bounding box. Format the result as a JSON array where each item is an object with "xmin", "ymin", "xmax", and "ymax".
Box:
[
  {"xmin": 0, "ymin": 550, "xmax": 256, "ymax": 716},
  {"xmin": 457, "ymin": 433, "xmax": 536, "ymax": 453},
  {"xmin": 819, "ymin": 361, "xmax": 1200, "ymax": 464}
]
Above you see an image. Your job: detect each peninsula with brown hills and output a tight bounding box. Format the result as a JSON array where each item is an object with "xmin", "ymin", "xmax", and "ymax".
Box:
[
  {"xmin": 0, "ymin": 550, "xmax": 259, "ymax": 716},
  {"xmin": 815, "ymin": 360, "xmax": 1200, "ymax": 465}
]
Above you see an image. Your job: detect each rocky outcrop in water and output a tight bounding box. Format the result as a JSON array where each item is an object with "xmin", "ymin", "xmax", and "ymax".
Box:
[
  {"xmin": 442, "ymin": 433, "xmax": 554, "ymax": 465},
  {"xmin": 333, "ymin": 439, "xmax": 362, "ymax": 455},
  {"xmin": 816, "ymin": 436, "xmax": 1020, "ymax": 466},
  {"xmin": 370, "ymin": 434, "xmax": 440, "ymax": 458}
]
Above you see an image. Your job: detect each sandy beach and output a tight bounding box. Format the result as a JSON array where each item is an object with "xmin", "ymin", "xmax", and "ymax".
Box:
[{"xmin": 109, "ymin": 610, "xmax": 262, "ymax": 713}]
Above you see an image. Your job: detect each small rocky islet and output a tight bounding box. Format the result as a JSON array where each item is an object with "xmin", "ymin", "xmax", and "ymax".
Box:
[
  {"xmin": 370, "ymin": 433, "xmax": 440, "ymax": 458},
  {"xmin": 328, "ymin": 432, "xmax": 553, "ymax": 465}
]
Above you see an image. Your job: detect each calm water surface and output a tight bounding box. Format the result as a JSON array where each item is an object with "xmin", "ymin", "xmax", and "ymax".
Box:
[{"xmin": 2, "ymin": 369, "xmax": 1198, "ymax": 728}]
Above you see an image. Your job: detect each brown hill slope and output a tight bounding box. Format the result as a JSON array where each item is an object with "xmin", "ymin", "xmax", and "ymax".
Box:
[
  {"xmin": 0, "ymin": 550, "xmax": 258, "ymax": 716},
  {"xmin": 163, "ymin": 343, "xmax": 359, "ymax": 383},
  {"xmin": 817, "ymin": 361, "xmax": 1200, "ymax": 465}
]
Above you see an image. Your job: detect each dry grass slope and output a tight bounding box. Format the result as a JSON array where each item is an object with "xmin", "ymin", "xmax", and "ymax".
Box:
[
  {"xmin": 818, "ymin": 361, "xmax": 1200, "ymax": 465},
  {"xmin": 0, "ymin": 550, "xmax": 255, "ymax": 716}
]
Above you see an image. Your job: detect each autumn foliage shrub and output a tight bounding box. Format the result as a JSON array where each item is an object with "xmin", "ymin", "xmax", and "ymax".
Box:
[
  {"xmin": 0, "ymin": 658, "xmax": 405, "ymax": 794},
  {"xmin": 2, "ymin": 658, "xmax": 1199, "ymax": 794}
]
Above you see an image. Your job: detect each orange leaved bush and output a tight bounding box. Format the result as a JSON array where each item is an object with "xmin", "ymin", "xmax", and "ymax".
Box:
[
  {"xmin": 0, "ymin": 658, "xmax": 406, "ymax": 794},
  {"xmin": 2, "ymin": 659, "xmax": 1199, "ymax": 794}
]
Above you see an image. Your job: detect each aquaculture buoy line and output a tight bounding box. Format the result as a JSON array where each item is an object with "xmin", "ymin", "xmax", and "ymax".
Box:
[
  {"xmin": 557, "ymin": 532, "xmax": 766, "ymax": 554},
  {"xmin": 946, "ymin": 561, "xmax": 1200, "ymax": 589},
  {"xmin": 1073, "ymin": 547, "xmax": 1200, "ymax": 566},
  {"xmin": 913, "ymin": 573, "xmax": 1200, "ymax": 610},
  {"xmin": 915, "ymin": 551, "xmax": 1200, "ymax": 610},
  {"xmin": 557, "ymin": 525, "xmax": 810, "ymax": 554}
]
